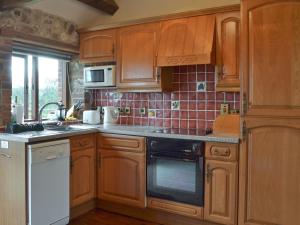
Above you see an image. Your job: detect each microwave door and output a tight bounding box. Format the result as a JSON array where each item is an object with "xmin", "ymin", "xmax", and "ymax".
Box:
[{"xmin": 87, "ymin": 70, "xmax": 105, "ymax": 83}]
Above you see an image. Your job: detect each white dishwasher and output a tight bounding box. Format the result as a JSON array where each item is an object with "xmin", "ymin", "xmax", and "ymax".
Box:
[{"xmin": 28, "ymin": 139, "xmax": 70, "ymax": 225}]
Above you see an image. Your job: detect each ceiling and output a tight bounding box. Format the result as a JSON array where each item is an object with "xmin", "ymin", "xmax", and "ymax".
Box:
[{"xmin": 27, "ymin": 0, "xmax": 240, "ymax": 29}]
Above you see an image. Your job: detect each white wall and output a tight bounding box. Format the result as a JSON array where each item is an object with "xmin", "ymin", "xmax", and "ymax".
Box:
[{"xmin": 29, "ymin": 0, "xmax": 239, "ymax": 28}]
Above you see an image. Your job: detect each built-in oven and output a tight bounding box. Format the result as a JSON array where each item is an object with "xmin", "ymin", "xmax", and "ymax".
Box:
[
  {"xmin": 83, "ymin": 65, "xmax": 116, "ymax": 88},
  {"xmin": 147, "ymin": 137, "xmax": 204, "ymax": 206}
]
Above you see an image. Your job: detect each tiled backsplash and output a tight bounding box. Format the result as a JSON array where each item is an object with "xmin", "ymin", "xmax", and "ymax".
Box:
[{"xmin": 90, "ymin": 64, "xmax": 240, "ymax": 130}]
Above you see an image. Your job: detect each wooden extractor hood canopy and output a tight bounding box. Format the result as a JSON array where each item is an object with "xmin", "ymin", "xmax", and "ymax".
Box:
[{"xmin": 157, "ymin": 14, "xmax": 216, "ymax": 66}]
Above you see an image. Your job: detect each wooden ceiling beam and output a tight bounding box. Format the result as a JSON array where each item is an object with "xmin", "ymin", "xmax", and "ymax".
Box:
[
  {"xmin": 0, "ymin": 0, "xmax": 37, "ymax": 10},
  {"xmin": 77, "ymin": 0, "xmax": 119, "ymax": 15}
]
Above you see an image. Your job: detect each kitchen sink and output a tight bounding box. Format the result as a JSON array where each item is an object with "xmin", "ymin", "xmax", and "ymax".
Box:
[{"xmin": 44, "ymin": 125, "xmax": 81, "ymax": 132}]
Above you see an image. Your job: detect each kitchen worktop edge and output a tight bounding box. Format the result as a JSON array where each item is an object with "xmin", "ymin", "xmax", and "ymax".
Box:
[{"xmin": 0, "ymin": 125, "xmax": 240, "ymax": 144}]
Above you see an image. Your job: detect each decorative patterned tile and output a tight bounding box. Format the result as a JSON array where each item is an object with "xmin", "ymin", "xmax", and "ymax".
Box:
[{"xmin": 91, "ymin": 64, "xmax": 240, "ymax": 129}]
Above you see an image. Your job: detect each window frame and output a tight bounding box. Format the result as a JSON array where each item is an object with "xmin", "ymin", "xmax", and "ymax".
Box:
[{"xmin": 12, "ymin": 53, "xmax": 68, "ymax": 122}]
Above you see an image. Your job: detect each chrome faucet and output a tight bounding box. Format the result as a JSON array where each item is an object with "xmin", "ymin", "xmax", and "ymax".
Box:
[{"xmin": 38, "ymin": 101, "xmax": 65, "ymax": 123}]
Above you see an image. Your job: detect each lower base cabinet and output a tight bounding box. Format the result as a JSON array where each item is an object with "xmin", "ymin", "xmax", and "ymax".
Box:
[
  {"xmin": 204, "ymin": 142, "xmax": 238, "ymax": 225},
  {"xmin": 0, "ymin": 142, "xmax": 26, "ymax": 225},
  {"xmin": 97, "ymin": 134, "xmax": 146, "ymax": 208},
  {"xmin": 204, "ymin": 160, "xmax": 237, "ymax": 225},
  {"xmin": 70, "ymin": 134, "xmax": 96, "ymax": 208}
]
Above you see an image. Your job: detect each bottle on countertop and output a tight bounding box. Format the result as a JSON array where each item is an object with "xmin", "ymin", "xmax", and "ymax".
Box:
[{"xmin": 11, "ymin": 96, "xmax": 24, "ymax": 124}]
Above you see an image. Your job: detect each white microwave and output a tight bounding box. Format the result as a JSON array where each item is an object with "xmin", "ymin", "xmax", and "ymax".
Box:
[{"xmin": 83, "ymin": 65, "xmax": 116, "ymax": 88}]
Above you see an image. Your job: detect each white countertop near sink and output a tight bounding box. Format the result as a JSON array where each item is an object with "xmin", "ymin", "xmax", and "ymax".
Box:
[
  {"xmin": 0, "ymin": 126, "xmax": 98, "ymax": 143},
  {"xmin": 0, "ymin": 124, "xmax": 240, "ymax": 144}
]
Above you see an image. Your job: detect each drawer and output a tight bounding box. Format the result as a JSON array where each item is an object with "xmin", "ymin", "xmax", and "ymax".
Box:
[
  {"xmin": 70, "ymin": 134, "xmax": 95, "ymax": 151},
  {"xmin": 97, "ymin": 133, "xmax": 145, "ymax": 153},
  {"xmin": 147, "ymin": 197, "xmax": 203, "ymax": 219},
  {"xmin": 205, "ymin": 142, "xmax": 238, "ymax": 161}
]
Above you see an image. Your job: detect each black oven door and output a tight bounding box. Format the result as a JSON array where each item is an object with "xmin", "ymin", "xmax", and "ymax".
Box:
[{"xmin": 147, "ymin": 152, "xmax": 204, "ymax": 206}]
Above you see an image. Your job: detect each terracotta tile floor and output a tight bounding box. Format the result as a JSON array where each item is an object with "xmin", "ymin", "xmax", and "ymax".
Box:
[{"xmin": 69, "ymin": 209, "xmax": 161, "ymax": 225}]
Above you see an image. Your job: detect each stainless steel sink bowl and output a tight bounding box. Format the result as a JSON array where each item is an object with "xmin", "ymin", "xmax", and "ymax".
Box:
[{"xmin": 44, "ymin": 125, "xmax": 80, "ymax": 132}]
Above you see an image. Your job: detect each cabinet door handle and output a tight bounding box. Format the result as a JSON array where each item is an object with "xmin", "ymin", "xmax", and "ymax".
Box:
[
  {"xmin": 216, "ymin": 65, "xmax": 223, "ymax": 78},
  {"xmin": 155, "ymin": 67, "xmax": 161, "ymax": 83},
  {"xmin": 70, "ymin": 156, "xmax": 73, "ymax": 174},
  {"xmin": 243, "ymin": 93, "xmax": 248, "ymax": 115},
  {"xmin": 206, "ymin": 164, "xmax": 212, "ymax": 182},
  {"xmin": 0, "ymin": 153, "xmax": 12, "ymax": 159},
  {"xmin": 112, "ymin": 44, "xmax": 115, "ymax": 55}
]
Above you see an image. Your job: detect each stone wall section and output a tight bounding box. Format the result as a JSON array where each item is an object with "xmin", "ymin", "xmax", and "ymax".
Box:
[
  {"xmin": 68, "ymin": 57, "xmax": 85, "ymax": 105},
  {"xmin": 0, "ymin": 7, "xmax": 79, "ymax": 46}
]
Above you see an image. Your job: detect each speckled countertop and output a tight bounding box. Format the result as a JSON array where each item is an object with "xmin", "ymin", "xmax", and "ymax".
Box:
[{"xmin": 0, "ymin": 124, "xmax": 240, "ymax": 144}]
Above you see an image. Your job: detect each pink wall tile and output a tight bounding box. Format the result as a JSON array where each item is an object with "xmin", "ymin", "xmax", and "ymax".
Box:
[{"xmin": 90, "ymin": 64, "xmax": 240, "ymax": 130}]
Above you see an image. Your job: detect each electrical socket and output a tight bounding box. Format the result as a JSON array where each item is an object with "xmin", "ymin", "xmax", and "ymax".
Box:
[{"xmin": 220, "ymin": 103, "xmax": 230, "ymax": 115}]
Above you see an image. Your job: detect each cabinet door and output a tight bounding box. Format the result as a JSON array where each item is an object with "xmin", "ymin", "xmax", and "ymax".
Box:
[
  {"xmin": 241, "ymin": 0, "xmax": 300, "ymax": 117},
  {"xmin": 216, "ymin": 11, "xmax": 240, "ymax": 92},
  {"xmin": 80, "ymin": 29, "xmax": 116, "ymax": 63},
  {"xmin": 239, "ymin": 118, "xmax": 300, "ymax": 225},
  {"xmin": 117, "ymin": 23, "xmax": 160, "ymax": 90},
  {"xmin": 70, "ymin": 148, "xmax": 95, "ymax": 207},
  {"xmin": 98, "ymin": 149, "xmax": 146, "ymax": 208},
  {"xmin": 0, "ymin": 142, "xmax": 26, "ymax": 225},
  {"xmin": 157, "ymin": 15, "xmax": 215, "ymax": 66},
  {"xmin": 204, "ymin": 160, "xmax": 237, "ymax": 225}
]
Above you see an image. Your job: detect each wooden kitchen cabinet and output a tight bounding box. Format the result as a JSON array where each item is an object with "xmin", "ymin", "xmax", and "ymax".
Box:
[
  {"xmin": 117, "ymin": 22, "xmax": 172, "ymax": 92},
  {"xmin": 239, "ymin": 118, "xmax": 300, "ymax": 225},
  {"xmin": 241, "ymin": 0, "xmax": 300, "ymax": 117},
  {"xmin": 239, "ymin": 1, "xmax": 300, "ymax": 225},
  {"xmin": 216, "ymin": 11, "xmax": 240, "ymax": 92},
  {"xmin": 204, "ymin": 160, "xmax": 237, "ymax": 225},
  {"xmin": 157, "ymin": 15, "xmax": 215, "ymax": 66},
  {"xmin": 80, "ymin": 29, "xmax": 116, "ymax": 63},
  {"xmin": 0, "ymin": 142, "xmax": 26, "ymax": 225},
  {"xmin": 70, "ymin": 134, "xmax": 96, "ymax": 208},
  {"xmin": 97, "ymin": 134, "xmax": 146, "ymax": 208},
  {"xmin": 204, "ymin": 142, "xmax": 238, "ymax": 225}
]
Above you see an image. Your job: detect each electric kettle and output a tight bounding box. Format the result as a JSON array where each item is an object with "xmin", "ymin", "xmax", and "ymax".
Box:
[{"xmin": 103, "ymin": 106, "xmax": 119, "ymax": 125}]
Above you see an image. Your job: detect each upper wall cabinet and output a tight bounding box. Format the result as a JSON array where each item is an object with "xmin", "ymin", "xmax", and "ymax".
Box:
[
  {"xmin": 117, "ymin": 22, "xmax": 172, "ymax": 92},
  {"xmin": 241, "ymin": 0, "xmax": 300, "ymax": 117},
  {"xmin": 157, "ymin": 15, "xmax": 216, "ymax": 66},
  {"xmin": 80, "ymin": 29, "xmax": 116, "ymax": 63},
  {"xmin": 216, "ymin": 11, "xmax": 240, "ymax": 92}
]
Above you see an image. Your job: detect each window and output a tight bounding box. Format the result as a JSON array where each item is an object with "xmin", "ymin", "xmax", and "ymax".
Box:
[{"xmin": 12, "ymin": 53, "xmax": 68, "ymax": 121}]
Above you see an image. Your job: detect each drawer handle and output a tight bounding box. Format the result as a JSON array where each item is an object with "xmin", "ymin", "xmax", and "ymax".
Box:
[
  {"xmin": 212, "ymin": 148, "xmax": 230, "ymax": 157},
  {"xmin": 79, "ymin": 141, "xmax": 89, "ymax": 146},
  {"xmin": 0, "ymin": 153, "xmax": 12, "ymax": 159},
  {"xmin": 46, "ymin": 155, "xmax": 57, "ymax": 160}
]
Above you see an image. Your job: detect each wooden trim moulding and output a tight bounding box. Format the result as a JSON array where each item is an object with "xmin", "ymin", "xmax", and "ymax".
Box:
[
  {"xmin": 78, "ymin": 4, "xmax": 240, "ymax": 32},
  {"xmin": 70, "ymin": 199, "xmax": 96, "ymax": 220},
  {"xmin": 0, "ymin": 28, "xmax": 79, "ymax": 54}
]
